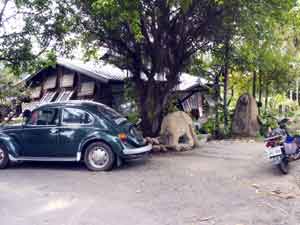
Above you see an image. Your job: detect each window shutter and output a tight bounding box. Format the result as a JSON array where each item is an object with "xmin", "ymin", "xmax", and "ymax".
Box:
[
  {"xmin": 78, "ymin": 82, "xmax": 95, "ymax": 96},
  {"xmin": 40, "ymin": 92, "xmax": 56, "ymax": 103},
  {"xmin": 44, "ymin": 76, "xmax": 57, "ymax": 90},
  {"xmin": 30, "ymin": 86, "xmax": 42, "ymax": 99},
  {"xmin": 22, "ymin": 101, "xmax": 39, "ymax": 111},
  {"xmin": 56, "ymin": 90, "xmax": 74, "ymax": 102},
  {"xmin": 60, "ymin": 74, "xmax": 75, "ymax": 88}
]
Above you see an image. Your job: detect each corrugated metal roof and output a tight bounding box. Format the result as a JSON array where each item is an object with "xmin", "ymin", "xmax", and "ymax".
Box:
[
  {"xmin": 57, "ymin": 58, "xmax": 129, "ymax": 82},
  {"xmin": 24, "ymin": 58, "xmax": 208, "ymax": 91},
  {"xmin": 175, "ymin": 73, "xmax": 207, "ymax": 91}
]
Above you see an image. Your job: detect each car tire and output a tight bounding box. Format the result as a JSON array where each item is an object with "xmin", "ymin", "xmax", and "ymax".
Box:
[
  {"xmin": 0, "ymin": 144, "xmax": 9, "ymax": 169},
  {"xmin": 84, "ymin": 142, "xmax": 115, "ymax": 171}
]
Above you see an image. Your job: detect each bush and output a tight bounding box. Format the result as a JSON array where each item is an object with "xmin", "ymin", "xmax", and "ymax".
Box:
[
  {"xmin": 126, "ymin": 111, "xmax": 140, "ymax": 124},
  {"xmin": 201, "ymin": 118, "xmax": 215, "ymax": 134},
  {"xmin": 258, "ymin": 112, "xmax": 278, "ymax": 136}
]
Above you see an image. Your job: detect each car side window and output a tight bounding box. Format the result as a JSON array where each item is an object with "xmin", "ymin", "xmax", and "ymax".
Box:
[
  {"xmin": 27, "ymin": 108, "xmax": 59, "ymax": 126},
  {"xmin": 62, "ymin": 108, "xmax": 93, "ymax": 125}
]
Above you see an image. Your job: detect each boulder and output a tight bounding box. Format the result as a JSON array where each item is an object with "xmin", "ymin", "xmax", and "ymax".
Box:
[
  {"xmin": 159, "ymin": 111, "xmax": 198, "ymax": 151},
  {"xmin": 232, "ymin": 93, "xmax": 260, "ymax": 137}
]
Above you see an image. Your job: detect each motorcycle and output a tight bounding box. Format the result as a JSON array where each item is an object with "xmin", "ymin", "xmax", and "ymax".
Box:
[{"xmin": 264, "ymin": 118, "xmax": 300, "ymax": 174}]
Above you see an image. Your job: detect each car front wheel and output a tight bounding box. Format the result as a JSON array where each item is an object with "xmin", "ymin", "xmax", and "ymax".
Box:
[
  {"xmin": 84, "ymin": 142, "xmax": 115, "ymax": 171},
  {"xmin": 0, "ymin": 144, "xmax": 9, "ymax": 169}
]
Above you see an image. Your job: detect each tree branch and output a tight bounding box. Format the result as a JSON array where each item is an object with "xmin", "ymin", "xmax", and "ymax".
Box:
[{"xmin": 0, "ymin": 0, "xmax": 9, "ymax": 25}]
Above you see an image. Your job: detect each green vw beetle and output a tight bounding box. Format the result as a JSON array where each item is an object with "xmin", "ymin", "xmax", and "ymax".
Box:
[{"xmin": 0, "ymin": 101, "xmax": 152, "ymax": 171}]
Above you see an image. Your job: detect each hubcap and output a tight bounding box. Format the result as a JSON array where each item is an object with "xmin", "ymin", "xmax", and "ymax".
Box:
[
  {"xmin": 0, "ymin": 148, "xmax": 4, "ymax": 164},
  {"xmin": 89, "ymin": 147, "xmax": 109, "ymax": 169}
]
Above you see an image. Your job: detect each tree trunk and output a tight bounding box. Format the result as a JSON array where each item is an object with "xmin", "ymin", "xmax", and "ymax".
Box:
[
  {"xmin": 264, "ymin": 83, "xmax": 269, "ymax": 113},
  {"xmin": 258, "ymin": 71, "xmax": 262, "ymax": 115},
  {"xmin": 223, "ymin": 38, "xmax": 230, "ymax": 132},
  {"xmin": 214, "ymin": 72, "xmax": 221, "ymax": 138},
  {"xmin": 252, "ymin": 70, "xmax": 257, "ymax": 98},
  {"xmin": 136, "ymin": 80, "xmax": 170, "ymax": 137}
]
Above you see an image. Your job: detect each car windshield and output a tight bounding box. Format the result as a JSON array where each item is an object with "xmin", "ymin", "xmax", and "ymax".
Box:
[{"xmin": 96, "ymin": 105, "xmax": 126, "ymax": 124}]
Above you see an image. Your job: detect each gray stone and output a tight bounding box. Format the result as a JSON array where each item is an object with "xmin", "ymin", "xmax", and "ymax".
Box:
[{"xmin": 232, "ymin": 93, "xmax": 260, "ymax": 137}]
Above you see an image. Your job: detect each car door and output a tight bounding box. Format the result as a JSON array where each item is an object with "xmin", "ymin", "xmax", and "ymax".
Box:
[
  {"xmin": 58, "ymin": 107, "xmax": 95, "ymax": 157},
  {"xmin": 21, "ymin": 107, "xmax": 60, "ymax": 157}
]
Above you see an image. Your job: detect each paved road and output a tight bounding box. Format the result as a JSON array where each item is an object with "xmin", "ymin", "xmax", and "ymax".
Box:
[{"xmin": 0, "ymin": 141, "xmax": 300, "ymax": 225}]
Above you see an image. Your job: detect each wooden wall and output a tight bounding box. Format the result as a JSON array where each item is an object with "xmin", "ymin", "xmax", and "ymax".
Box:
[{"xmin": 26, "ymin": 64, "xmax": 125, "ymax": 110}]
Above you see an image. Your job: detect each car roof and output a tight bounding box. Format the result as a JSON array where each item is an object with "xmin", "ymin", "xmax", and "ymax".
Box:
[{"xmin": 33, "ymin": 100, "xmax": 108, "ymax": 110}]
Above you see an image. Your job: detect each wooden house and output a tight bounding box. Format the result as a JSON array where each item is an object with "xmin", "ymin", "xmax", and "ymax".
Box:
[
  {"xmin": 22, "ymin": 59, "xmax": 127, "ymax": 111},
  {"xmin": 23, "ymin": 58, "xmax": 211, "ymax": 119}
]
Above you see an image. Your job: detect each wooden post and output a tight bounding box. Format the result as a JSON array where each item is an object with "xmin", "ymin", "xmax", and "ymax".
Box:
[{"xmin": 57, "ymin": 65, "xmax": 63, "ymax": 92}]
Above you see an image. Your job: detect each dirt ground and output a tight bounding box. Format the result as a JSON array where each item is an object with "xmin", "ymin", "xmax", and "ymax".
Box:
[{"xmin": 0, "ymin": 141, "xmax": 300, "ymax": 225}]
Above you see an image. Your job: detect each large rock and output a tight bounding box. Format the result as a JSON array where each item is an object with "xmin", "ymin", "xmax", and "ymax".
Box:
[
  {"xmin": 159, "ymin": 111, "xmax": 198, "ymax": 151},
  {"xmin": 232, "ymin": 93, "xmax": 260, "ymax": 137}
]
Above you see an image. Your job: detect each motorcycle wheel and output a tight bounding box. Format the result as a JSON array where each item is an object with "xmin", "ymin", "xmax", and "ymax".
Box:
[{"xmin": 277, "ymin": 158, "xmax": 289, "ymax": 174}]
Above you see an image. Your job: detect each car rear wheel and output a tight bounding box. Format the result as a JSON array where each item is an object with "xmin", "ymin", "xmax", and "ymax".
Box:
[
  {"xmin": 84, "ymin": 142, "xmax": 115, "ymax": 171},
  {"xmin": 0, "ymin": 144, "xmax": 9, "ymax": 169}
]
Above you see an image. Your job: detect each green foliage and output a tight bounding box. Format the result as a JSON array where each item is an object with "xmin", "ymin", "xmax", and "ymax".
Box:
[
  {"xmin": 0, "ymin": 0, "xmax": 73, "ymax": 75},
  {"xmin": 189, "ymin": 0, "xmax": 299, "ymax": 138},
  {"xmin": 258, "ymin": 112, "xmax": 278, "ymax": 136},
  {"xmin": 126, "ymin": 111, "xmax": 140, "ymax": 124},
  {"xmin": 0, "ymin": 0, "xmax": 298, "ymax": 136},
  {"xmin": 91, "ymin": 0, "xmax": 142, "ymax": 39},
  {"xmin": 0, "ymin": 71, "xmax": 28, "ymax": 105},
  {"xmin": 201, "ymin": 118, "xmax": 215, "ymax": 135},
  {"xmin": 268, "ymin": 94, "xmax": 298, "ymax": 114}
]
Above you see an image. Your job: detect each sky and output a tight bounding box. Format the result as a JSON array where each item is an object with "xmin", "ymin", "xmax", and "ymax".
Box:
[{"xmin": 0, "ymin": 0, "xmax": 24, "ymax": 35}]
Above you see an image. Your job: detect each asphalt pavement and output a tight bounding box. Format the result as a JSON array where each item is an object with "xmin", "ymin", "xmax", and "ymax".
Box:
[{"xmin": 0, "ymin": 141, "xmax": 300, "ymax": 225}]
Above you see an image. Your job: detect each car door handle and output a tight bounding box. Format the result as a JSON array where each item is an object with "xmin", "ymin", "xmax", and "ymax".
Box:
[{"xmin": 50, "ymin": 128, "xmax": 58, "ymax": 134}]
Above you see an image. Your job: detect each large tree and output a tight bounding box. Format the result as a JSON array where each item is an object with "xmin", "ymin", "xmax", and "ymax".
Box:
[
  {"xmin": 189, "ymin": 0, "xmax": 297, "ymax": 136},
  {"xmin": 74, "ymin": 0, "xmax": 230, "ymax": 136},
  {"xmin": 0, "ymin": 0, "xmax": 63, "ymax": 120},
  {"xmin": 18, "ymin": 0, "xmax": 297, "ymax": 136},
  {"xmin": 0, "ymin": 0, "xmax": 66, "ymax": 74}
]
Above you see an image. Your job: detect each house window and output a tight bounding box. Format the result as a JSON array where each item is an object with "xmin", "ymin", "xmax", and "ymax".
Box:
[
  {"xmin": 181, "ymin": 92, "xmax": 203, "ymax": 115},
  {"xmin": 60, "ymin": 74, "xmax": 75, "ymax": 88},
  {"xmin": 44, "ymin": 76, "xmax": 57, "ymax": 90},
  {"xmin": 77, "ymin": 82, "xmax": 95, "ymax": 97},
  {"xmin": 56, "ymin": 90, "xmax": 74, "ymax": 102}
]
